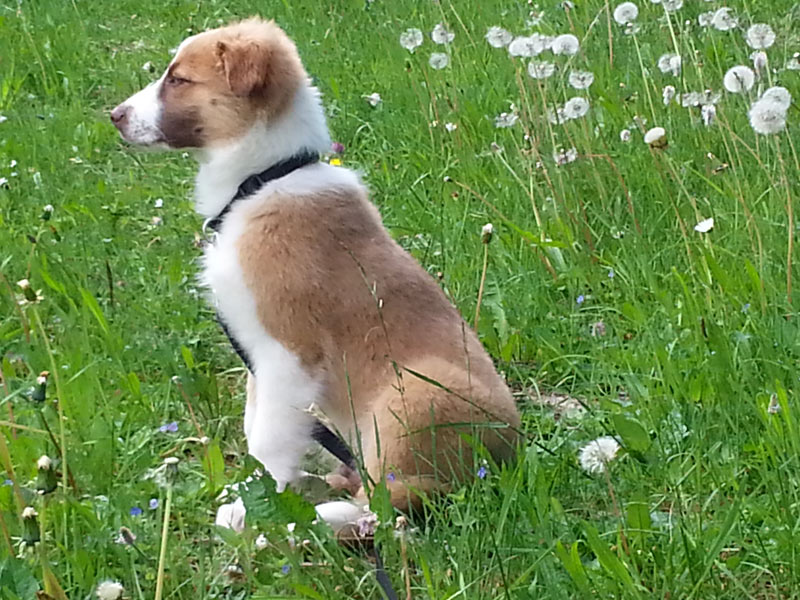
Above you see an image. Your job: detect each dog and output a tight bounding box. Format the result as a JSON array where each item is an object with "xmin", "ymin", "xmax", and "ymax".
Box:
[{"xmin": 111, "ymin": 17, "xmax": 521, "ymax": 532}]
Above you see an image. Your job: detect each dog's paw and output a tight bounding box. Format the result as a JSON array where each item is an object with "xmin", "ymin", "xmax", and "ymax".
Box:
[{"xmin": 215, "ymin": 497, "xmax": 246, "ymax": 532}]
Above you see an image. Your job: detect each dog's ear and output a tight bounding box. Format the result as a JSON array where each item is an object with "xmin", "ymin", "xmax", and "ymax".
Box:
[{"xmin": 216, "ymin": 40, "xmax": 272, "ymax": 97}]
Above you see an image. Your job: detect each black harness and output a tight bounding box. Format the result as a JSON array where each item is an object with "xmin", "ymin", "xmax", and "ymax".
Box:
[{"xmin": 207, "ymin": 150, "xmax": 355, "ymax": 470}]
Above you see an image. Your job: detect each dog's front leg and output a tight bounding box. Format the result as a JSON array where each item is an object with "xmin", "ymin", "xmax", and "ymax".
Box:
[{"xmin": 245, "ymin": 364, "xmax": 318, "ymax": 491}]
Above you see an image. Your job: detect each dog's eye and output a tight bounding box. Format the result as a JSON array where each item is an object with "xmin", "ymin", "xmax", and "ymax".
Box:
[{"xmin": 166, "ymin": 75, "xmax": 190, "ymax": 86}]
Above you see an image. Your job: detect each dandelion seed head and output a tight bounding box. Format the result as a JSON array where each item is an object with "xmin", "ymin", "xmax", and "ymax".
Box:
[
  {"xmin": 527, "ymin": 60, "xmax": 556, "ymax": 79},
  {"xmin": 399, "ymin": 28, "xmax": 423, "ymax": 52},
  {"xmin": 701, "ymin": 104, "xmax": 716, "ymax": 127},
  {"xmin": 613, "ymin": 2, "xmax": 639, "ymax": 25},
  {"xmin": 568, "ymin": 70, "xmax": 594, "ymax": 89},
  {"xmin": 723, "ymin": 65, "xmax": 755, "ymax": 93},
  {"xmin": 698, "ymin": 11, "xmax": 714, "ymax": 27},
  {"xmin": 431, "ymin": 23, "xmax": 455, "ymax": 45},
  {"xmin": 644, "ymin": 126, "xmax": 667, "ymax": 147},
  {"xmin": 711, "ymin": 7, "xmax": 737, "ymax": 31},
  {"xmin": 485, "ymin": 26, "xmax": 513, "ymax": 48},
  {"xmin": 749, "ymin": 98, "xmax": 787, "ymax": 135},
  {"xmin": 578, "ymin": 436, "xmax": 620, "ymax": 474},
  {"xmin": 494, "ymin": 111, "xmax": 519, "ymax": 128},
  {"xmin": 429, "ymin": 52, "xmax": 450, "ymax": 70},
  {"xmin": 663, "ymin": 85, "xmax": 676, "ymax": 105},
  {"xmin": 554, "ymin": 147, "xmax": 578, "ymax": 166},
  {"xmin": 657, "ymin": 53, "xmax": 681, "ymax": 76},
  {"xmin": 680, "ymin": 91, "xmax": 703, "ymax": 107},
  {"xmin": 547, "ymin": 106, "xmax": 569, "ymax": 124},
  {"xmin": 508, "ymin": 34, "xmax": 549, "ymax": 57},
  {"xmin": 751, "ymin": 50, "xmax": 768, "ymax": 75},
  {"xmin": 96, "ymin": 581, "xmax": 124, "ymax": 600},
  {"xmin": 745, "ymin": 23, "xmax": 776, "ymax": 49},
  {"xmin": 551, "ymin": 33, "xmax": 580, "ymax": 56},
  {"xmin": 761, "ymin": 86, "xmax": 791, "ymax": 110},
  {"xmin": 661, "ymin": 0, "xmax": 683, "ymax": 11},
  {"xmin": 620, "ymin": 129, "xmax": 632, "ymax": 142},
  {"xmin": 564, "ymin": 96, "xmax": 590, "ymax": 119}
]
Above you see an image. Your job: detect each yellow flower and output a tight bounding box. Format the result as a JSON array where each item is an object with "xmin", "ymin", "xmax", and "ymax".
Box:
[{"xmin": 329, "ymin": 158, "xmax": 342, "ymax": 166}]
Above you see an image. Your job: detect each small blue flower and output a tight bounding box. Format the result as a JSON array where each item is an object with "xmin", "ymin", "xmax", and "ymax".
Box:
[
  {"xmin": 129, "ymin": 506, "xmax": 143, "ymax": 517},
  {"xmin": 281, "ymin": 564, "xmax": 291, "ymax": 575},
  {"xmin": 608, "ymin": 269, "xmax": 615, "ymax": 279},
  {"xmin": 159, "ymin": 421, "xmax": 178, "ymax": 433},
  {"xmin": 386, "ymin": 472, "xmax": 396, "ymax": 482},
  {"xmin": 741, "ymin": 303, "xmax": 750, "ymax": 313},
  {"xmin": 576, "ymin": 295, "xmax": 585, "ymax": 305},
  {"xmin": 149, "ymin": 498, "xmax": 159, "ymax": 510},
  {"xmin": 477, "ymin": 465, "xmax": 488, "ymax": 479},
  {"xmin": 2, "ymin": 479, "xmax": 12, "ymax": 487}
]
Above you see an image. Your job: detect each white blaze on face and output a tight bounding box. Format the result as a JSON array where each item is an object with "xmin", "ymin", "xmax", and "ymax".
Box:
[{"xmin": 117, "ymin": 72, "xmax": 167, "ymax": 145}]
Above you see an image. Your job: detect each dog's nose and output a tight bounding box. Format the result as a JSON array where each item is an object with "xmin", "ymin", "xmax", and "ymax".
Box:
[{"xmin": 110, "ymin": 104, "xmax": 130, "ymax": 129}]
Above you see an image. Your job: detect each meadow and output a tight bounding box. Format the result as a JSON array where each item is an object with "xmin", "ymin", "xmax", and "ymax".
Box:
[{"xmin": 1, "ymin": 0, "xmax": 799, "ymax": 597}]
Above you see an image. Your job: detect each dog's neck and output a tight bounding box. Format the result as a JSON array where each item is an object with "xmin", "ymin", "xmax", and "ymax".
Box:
[{"xmin": 193, "ymin": 83, "xmax": 332, "ymax": 219}]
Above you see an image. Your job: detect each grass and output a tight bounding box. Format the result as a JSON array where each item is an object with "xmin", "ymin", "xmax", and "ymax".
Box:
[{"xmin": 1, "ymin": 0, "xmax": 799, "ymax": 597}]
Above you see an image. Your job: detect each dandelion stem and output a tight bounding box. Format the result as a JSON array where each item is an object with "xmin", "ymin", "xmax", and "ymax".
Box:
[
  {"xmin": 474, "ymin": 243, "xmax": 489, "ymax": 332},
  {"xmin": 154, "ymin": 483, "xmax": 173, "ymax": 600}
]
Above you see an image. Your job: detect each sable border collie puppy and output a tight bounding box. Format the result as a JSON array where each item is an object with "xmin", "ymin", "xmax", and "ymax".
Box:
[{"xmin": 111, "ymin": 17, "xmax": 520, "ymax": 531}]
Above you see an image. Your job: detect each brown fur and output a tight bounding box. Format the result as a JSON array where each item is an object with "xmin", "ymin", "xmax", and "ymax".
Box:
[{"xmin": 237, "ymin": 185, "xmax": 520, "ymax": 510}]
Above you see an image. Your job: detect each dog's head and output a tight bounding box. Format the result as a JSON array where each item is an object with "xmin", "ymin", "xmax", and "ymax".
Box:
[{"xmin": 111, "ymin": 18, "xmax": 306, "ymax": 149}]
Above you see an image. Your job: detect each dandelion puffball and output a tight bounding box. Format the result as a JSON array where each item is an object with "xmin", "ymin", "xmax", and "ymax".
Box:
[
  {"xmin": 399, "ymin": 28, "xmax": 423, "ymax": 52},
  {"xmin": 749, "ymin": 99, "xmax": 787, "ymax": 135},
  {"xmin": 723, "ymin": 65, "xmax": 755, "ymax": 93},
  {"xmin": 431, "ymin": 23, "xmax": 455, "ymax": 44},
  {"xmin": 527, "ymin": 60, "xmax": 556, "ymax": 79},
  {"xmin": 760, "ymin": 86, "xmax": 792, "ymax": 110},
  {"xmin": 661, "ymin": 0, "xmax": 683, "ymax": 11},
  {"xmin": 485, "ymin": 26, "xmax": 513, "ymax": 48},
  {"xmin": 564, "ymin": 97, "xmax": 590, "ymax": 119},
  {"xmin": 663, "ymin": 85, "xmax": 676, "ymax": 105},
  {"xmin": 96, "ymin": 581, "xmax": 125, "ymax": 600},
  {"xmin": 551, "ymin": 33, "xmax": 580, "ymax": 56},
  {"xmin": 644, "ymin": 126, "xmax": 667, "ymax": 147},
  {"xmin": 578, "ymin": 436, "xmax": 620, "ymax": 474},
  {"xmin": 745, "ymin": 23, "xmax": 776, "ymax": 49},
  {"xmin": 494, "ymin": 112, "xmax": 519, "ymax": 128},
  {"xmin": 428, "ymin": 52, "xmax": 450, "ymax": 70},
  {"xmin": 711, "ymin": 7, "xmax": 737, "ymax": 31},
  {"xmin": 613, "ymin": 2, "xmax": 639, "ymax": 25},
  {"xmin": 620, "ymin": 129, "xmax": 632, "ymax": 142},
  {"xmin": 657, "ymin": 53, "xmax": 681, "ymax": 76},
  {"xmin": 508, "ymin": 34, "xmax": 549, "ymax": 57},
  {"xmin": 568, "ymin": 70, "xmax": 594, "ymax": 89}
]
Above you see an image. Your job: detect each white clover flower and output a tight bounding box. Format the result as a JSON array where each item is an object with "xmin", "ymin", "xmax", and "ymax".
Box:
[
  {"xmin": 711, "ymin": 7, "xmax": 737, "ymax": 31},
  {"xmin": 37, "ymin": 455, "xmax": 52, "ymax": 470},
  {"xmin": 399, "ymin": 28, "xmax": 424, "ymax": 52},
  {"xmin": 613, "ymin": 2, "xmax": 639, "ymax": 25},
  {"xmin": 745, "ymin": 23, "xmax": 775, "ymax": 49},
  {"xmin": 431, "ymin": 23, "xmax": 455, "ymax": 45},
  {"xmin": 657, "ymin": 53, "xmax": 681, "ymax": 76},
  {"xmin": 554, "ymin": 147, "xmax": 578, "ymax": 166},
  {"xmin": 0, "ymin": 115, "xmax": 7, "ymax": 124},
  {"xmin": 663, "ymin": 85, "xmax": 676, "ymax": 105},
  {"xmin": 749, "ymin": 99, "xmax": 787, "ymax": 135},
  {"xmin": 551, "ymin": 33, "xmax": 580, "ymax": 56},
  {"xmin": 760, "ymin": 86, "xmax": 792, "ymax": 110},
  {"xmin": 485, "ymin": 26, "xmax": 513, "ymax": 48},
  {"xmin": 694, "ymin": 217, "xmax": 714, "ymax": 233},
  {"xmin": 723, "ymin": 65, "xmax": 755, "ymax": 93},
  {"xmin": 568, "ymin": 70, "xmax": 594, "ymax": 89},
  {"xmin": 661, "ymin": 0, "xmax": 683, "ymax": 11},
  {"xmin": 701, "ymin": 104, "xmax": 716, "ymax": 126},
  {"xmin": 154, "ymin": 198, "xmax": 163, "ymax": 208},
  {"xmin": 528, "ymin": 60, "xmax": 556, "ymax": 79},
  {"xmin": 0, "ymin": 177, "xmax": 8, "ymax": 187},
  {"xmin": 364, "ymin": 92, "xmax": 382, "ymax": 107},
  {"xmin": 494, "ymin": 111, "xmax": 519, "ymax": 128},
  {"xmin": 96, "ymin": 581, "xmax": 124, "ymax": 600},
  {"xmin": 698, "ymin": 11, "xmax": 714, "ymax": 27},
  {"xmin": 578, "ymin": 436, "xmax": 620, "ymax": 474},
  {"xmin": 564, "ymin": 97, "xmax": 590, "ymax": 119},
  {"xmin": 444, "ymin": 122, "xmax": 457, "ymax": 132},
  {"xmin": 428, "ymin": 52, "xmax": 450, "ymax": 69},
  {"xmin": 644, "ymin": 126, "xmax": 667, "ymax": 146},
  {"xmin": 620, "ymin": 128, "xmax": 632, "ymax": 142},
  {"xmin": 255, "ymin": 533, "xmax": 268, "ymax": 550},
  {"xmin": 751, "ymin": 51, "xmax": 768, "ymax": 75}
]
